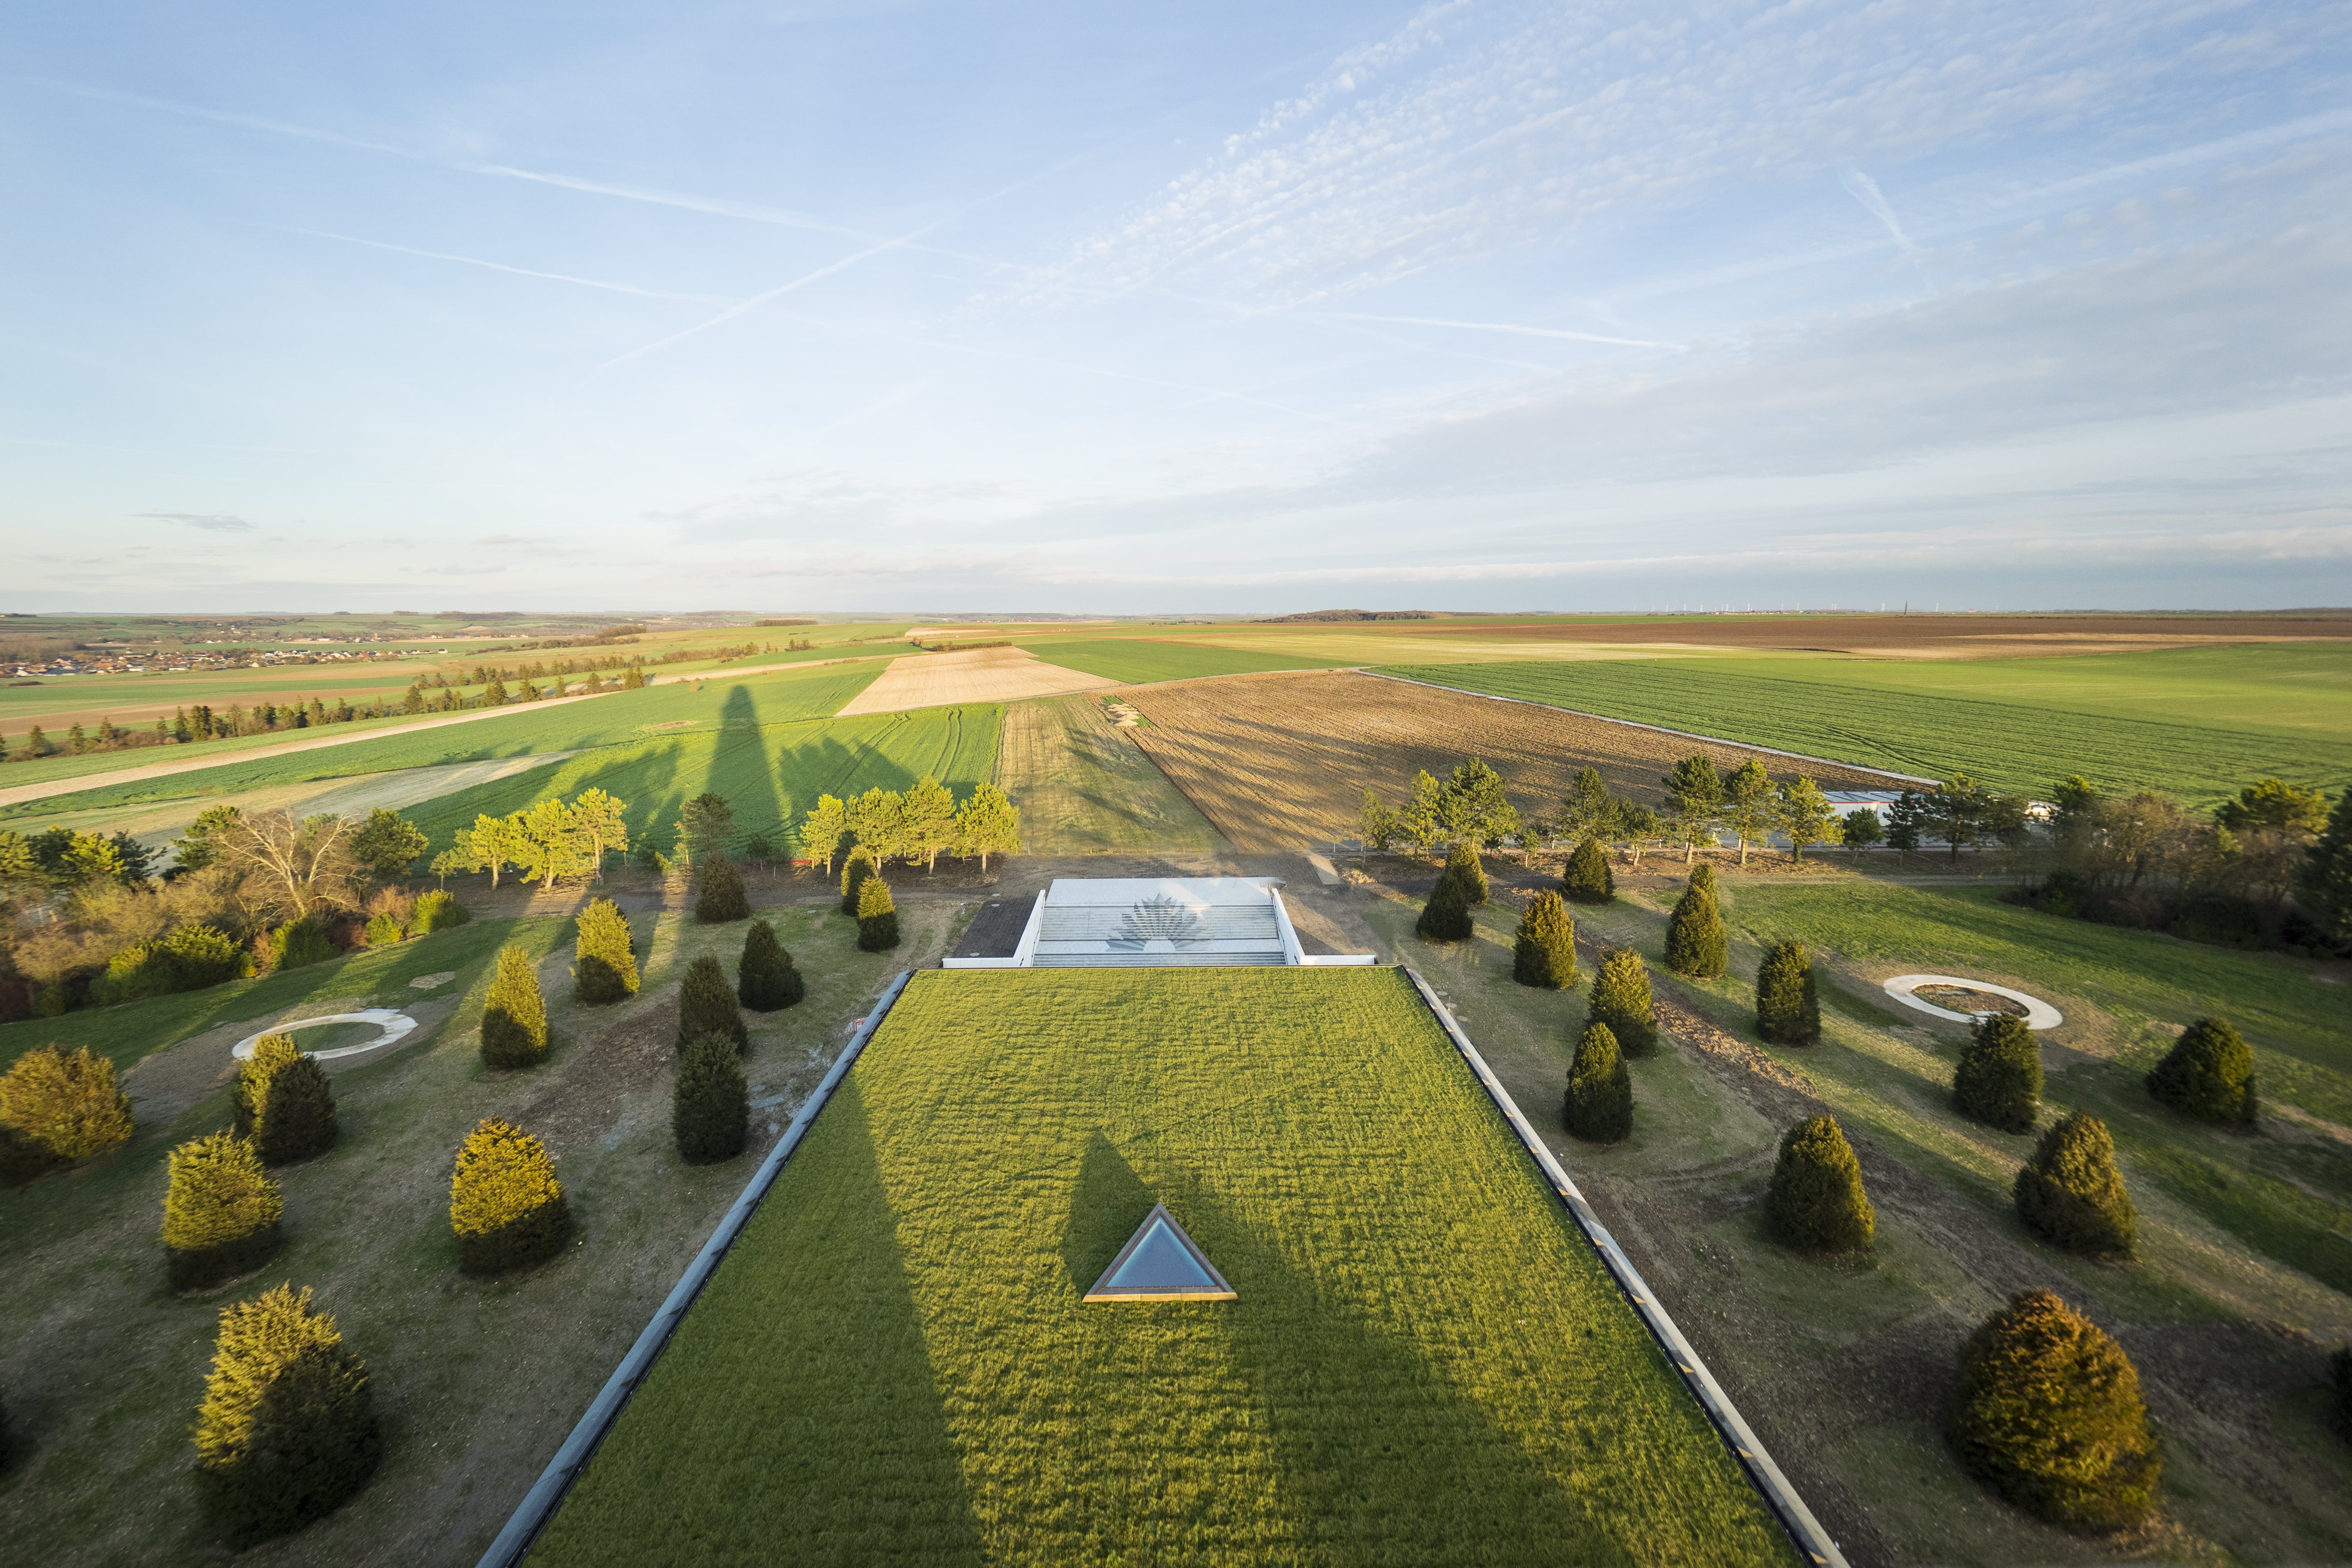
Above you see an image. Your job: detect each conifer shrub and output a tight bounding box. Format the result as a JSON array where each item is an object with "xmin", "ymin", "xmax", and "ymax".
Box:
[
  {"xmin": 737, "ymin": 920, "xmax": 805, "ymax": 1011},
  {"xmin": 163, "ymin": 1132, "xmax": 284, "ymax": 1290},
  {"xmin": 696, "ymin": 855, "xmax": 751, "ymax": 923},
  {"xmin": 1444, "ymin": 840, "xmax": 1490, "ymax": 905},
  {"xmin": 0, "ymin": 1044, "xmax": 135, "ymax": 1170},
  {"xmin": 2331, "ymin": 1345, "xmax": 2352, "ymax": 1437},
  {"xmin": 165, "ymin": 922, "xmax": 243, "ymax": 987},
  {"xmin": 1511, "ymin": 891, "xmax": 1578, "ymax": 989},
  {"xmin": 1561, "ymin": 837, "xmax": 1614, "ymax": 904},
  {"xmin": 673, "ymin": 1032, "xmax": 749, "ymax": 1164},
  {"xmin": 2146, "ymin": 1016, "xmax": 2257, "ymax": 1128},
  {"xmin": 410, "ymin": 890, "xmax": 470, "ymax": 933},
  {"xmin": 1415, "ymin": 867, "xmax": 1474, "ymax": 942},
  {"xmin": 449, "ymin": 1118, "xmax": 573, "ymax": 1275},
  {"xmin": 856, "ymin": 872, "xmax": 901, "ymax": 951},
  {"xmin": 2014, "ymin": 1111, "xmax": 2137, "ymax": 1257},
  {"xmin": 268, "ymin": 916, "xmax": 336, "ymax": 972},
  {"xmin": 677, "ymin": 955, "xmax": 748, "ymax": 1053},
  {"xmin": 235, "ymin": 1038, "xmax": 338, "ymax": 1167},
  {"xmin": 572, "ymin": 898, "xmax": 639, "ymax": 1004},
  {"xmin": 1562, "ymin": 1021, "xmax": 1632, "ymax": 1143},
  {"xmin": 1955, "ymin": 1014, "xmax": 2043, "ymax": 1133},
  {"xmin": 1588, "ymin": 946, "xmax": 1658, "ymax": 1057},
  {"xmin": 1948, "ymin": 1289, "xmax": 2161, "ymax": 1529},
  {"xmin": 1754, "ymin": 939, "xmax": 1821, "ymax": 1045},
  {"xmin": 193, "ymin": 1284, "xmax": 381, "ymax": 1544},
  {"xmin": 362, "ymin": 915, "xmax": 405, "ymax": 947},
  {"xmin": 840, "ymin": 843, "xmax": 877, "ymax": 915},
  {"xmin": 1664, "ymin": 871, "xmax": 1728, "ymax": 978},
  {"xmin": 1765, "ymin": 1114, "xmax": 1876, "ymax": 1253},
  {"xmin": 479, "ymin": 944, "xmax": 551, "ymax": 1068}
]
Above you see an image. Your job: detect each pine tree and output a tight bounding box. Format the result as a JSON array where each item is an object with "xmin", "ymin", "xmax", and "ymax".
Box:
[
  {"xmin": 1587, "ymin": 946, "xmax": 1658, "ymax": 1057},
  {"xmin": 449, "ymin": 1118, "xmax": 573, "ymax": 1275},
  {"xmin": 1561, "ymin": 836, "xmax": 1614, "ymax": 904},
  {"xmin": 1754, "ymin": 939, "xmax": 1821, "ymax": 1045},
  {"xmin": 1444, "ymin": 839, "xmax": 1489, "ymax": 905},
  {"xmin": 1955, "ymin": 1014, "xmax": 2043, "ymax": 1133},
  {"xmin": 2146, "ymin": 1015, "xmax": 2257, "ymax": 1127},
  {"xmin": 1664, "ymin": 868, "xmax": 1728, "ymax": 978},
  {"xmin": 677, "ymin": 955, "xmax": 748, "ymax": 1052},
  {"xmin": 0, "ymin": 1044, "xmax": 135, "ymax": 1167},
  {"xmin": 1562, "ymin": 1021, "xmax": 1632, "ymax": 1143},
  {"xmin": 1415, "ymin": 865, "xmax": 1474, "ymax": 941},
  {"xmin": 2014, "ymin": 1111, "xmax": 2137, "ymax": 1256},
  {"xmin": 479, "ymin": 944, "xmax": 551, "ymax": 1068},
  {"xmin": 1511, "ymin": 890, "xmax": 1578, "ymax": 989},
  {"xmin": 737, "ymin": 920, "xmax": 805, "ymax": 1010},
  {"xmin": 1766, "ymin": 1115, "xmax": 1875, "ymax": 1252},
  {"xmin": 572, "ymin": 897, "xmax": 639, "ymax": 1004},
  {"xmin": 695, "ymin": 854, "xmax": 750, "ymax": 923},
  {"xmin": 673, "ymin": 1032, "xmax": 749, "ymax": 1164},
  {"xmin": 1948, "ymin": 1290, "xmax": 2160, "ymax": 1529},
  {"xmin": 857, "ymin": 871, "xmax": 901, "ymax": 951},
  {"xmin": 192, "ymin": 1284, "xmax": 381, "ymax": 1544},
  {"xmin": 162, "ymin": 1132, "xmax": 284, "ymax": 1291},
  {"xmin": 840, "ymin": 842, "xmax": 877, "ymax": 915}
]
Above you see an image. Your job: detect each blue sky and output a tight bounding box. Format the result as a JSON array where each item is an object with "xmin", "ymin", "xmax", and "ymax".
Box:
[{"xmin": 6, "ymin": 0, "xmax": 2349, "ymax": 613}]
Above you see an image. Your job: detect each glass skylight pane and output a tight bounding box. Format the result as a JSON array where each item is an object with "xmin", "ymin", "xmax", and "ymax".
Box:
[{"xmin": 1106, "ymin": 1219, "xmax": 1218, "ymax": 1292}]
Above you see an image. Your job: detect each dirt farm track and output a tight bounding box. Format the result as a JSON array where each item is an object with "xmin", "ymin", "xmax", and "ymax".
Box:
[{"xmin": 1122, "ymin": 670, "xmax": 1905, "ymax": 851}]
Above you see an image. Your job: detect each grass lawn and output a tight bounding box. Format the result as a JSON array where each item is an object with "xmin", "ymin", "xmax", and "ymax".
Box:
[
  {"xmin": 529, "ymin": 966, "xmax": 1789, "ymax": 1567},
  {"xmin": 995, "ymin": 695, "xmax": 1227, "ymax": 854},
  {"xmin": 1383, "ymin": 646, "xmax": 2352, "ymax": 803},
  {"xmin": 0, "ymin": 895, "xmax": 967, "ymax": 1566},
  {"xmin": 1014, "ymin": 636, "xmax": 1356, "ymax": 685}
]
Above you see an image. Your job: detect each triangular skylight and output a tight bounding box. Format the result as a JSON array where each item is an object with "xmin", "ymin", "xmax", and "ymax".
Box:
[{"xmin": 1083, "ymin": 1202, "xmax": 1235, "ymax": 1303}]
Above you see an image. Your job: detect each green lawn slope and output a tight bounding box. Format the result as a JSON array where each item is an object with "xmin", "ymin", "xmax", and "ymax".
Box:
[{"xmin": 530, "ymin": 966, "xmax": 1788, "ymax": 1567}]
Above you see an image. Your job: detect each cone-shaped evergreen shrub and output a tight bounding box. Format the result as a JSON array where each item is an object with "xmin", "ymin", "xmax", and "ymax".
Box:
[
  {"xmin": 840, "ymin": 843, "xmax": 877, "ymax": 915},
  {"xmin": 1562, "ymin": 1021, "xmax": 1632, "ymax": 1143},
  {"xmin": 479, "ymin": 944, "xmax": 550, "ymax": 1068},
  {"xmin": 252, "ymin": 1054, "xmax": 337, "ymax": 1167},
  {"xmin": 856, "ymin": 872, "xmax": 901, "ymax": 951},
  {"xmin": 572, "ymin": 898, "xmax": 639, "ymax": 1004},
  {"xmin": 0, "ymin": 1044, "xmax": 134, "ymax": 1168},
  {"xmin": 1588, "ymin": 947, "xmax": 1658, "ymax": 1058},
  {"xmin": 1416, "ymin": 867, "xmax": 1474, "ymax": 942},
  {"xmin": 1562, "ymin": 837, "xmax": 1615, "ymax": 904},
  {"xmin": 1444, "ymin": 840, "xmax": 1490, "ymax": 905},
  {"xmin": 1766, "ymin": 1114, "xmax": 1876, "ymax": 1253},
  {"xmin": 1948, "ymin": 1289, "xmax": 2161, "ymax": 1529},
  {"xmin": 232, "ymin": 1034, "xmax": 293, "ymax": 1141},
  {"xmin": 1754, "ymin": 939, "xmax": 1821, "ymax": 1045},
  {"xmin": 1511, "ymin": 891, "xmax": 1578, "ymax": 989},
  {"xmin": 410, "ymin": 890, "xmax": 469, "ymax": 932},
  {"xmin": 673, "ymin": 1032, "xmax": 748, "ymax": 1164},
  {"xmin": 449, "ymin": 1118, "xmax": 573, "ymax": 1275},
  {"xmin": 677, "ymin": 955, "xmax": 748, "ymax": 1053},
  {"xmin": 269, "ymin": 916, "xmax": 336, "ymax": 972},
  {"xmin": 2014, "ymin": 1111, "xmax": 2138, "ymax": 1257},
  {"xmin": 1690, "ymin": 861, "xmax": 1719, "ymax": 895},
  {"xmin": 1664, "ymin": 872, "xmax": 1728, "ymax": 978},
  {"xmin": 193, "ymin": 1284, "xmax": 381, "ymax": 1544},
  {"xmin": 163, "ymin": 1132, "xmax": 284, "ymax": 1291},
  {"xmin": 696, "ymin": 855, "xmax": 750, "ymax": 923},
  {"xmin": 737, "ymin": 920, "xmax": 805, "ymax": 1010},
  {"xmin": 1955, "ymin": 1014, "xmax": 2043, "ymax": 1133},
  {"xmin": 2146, "ymin": 1015, "xmax": 2257, "ymax": 1127}
]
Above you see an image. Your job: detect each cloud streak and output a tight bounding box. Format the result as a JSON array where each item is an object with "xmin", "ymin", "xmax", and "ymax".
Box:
[{"xmin": 137, "ymin": 513, "xmax": 255, "ymax": 532}]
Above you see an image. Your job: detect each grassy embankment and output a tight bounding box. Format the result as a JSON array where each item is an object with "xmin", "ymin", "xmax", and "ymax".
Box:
[
  {"xmin": 1373, "ymin": 870, "xmax": 2352, "ymax": 1565},
  {"xmin": 531, "ymin": 966, "xmax": 1788, "ymax": 1567},
  {"xmin": 995, "ymin": 695, "xmax": 1227, "ymax": 854},
  {"xmin": 0, "ymin": 895, "xmax": 967, "ymax": 1565},
  {"xmin": 1381, "ymin": 645, "xmax": 2352, "ymax": 803}
]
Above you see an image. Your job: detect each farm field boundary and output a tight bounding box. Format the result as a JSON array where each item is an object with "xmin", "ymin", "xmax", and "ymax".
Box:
[
  {"xmin": 995, "ymin": 695, "xmax": 1227, "ymax": 854},
  {"xmin": 838, "ymin": 646, "xmax": 1115, "ymax": 715},
  {"xmin": 1008, "ymin": 637, "xmax": 1357, "ymax": 685}
]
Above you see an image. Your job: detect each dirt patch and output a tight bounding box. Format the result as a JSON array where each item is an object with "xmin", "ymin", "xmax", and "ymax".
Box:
[
  {"xmin": 836, "ymin": 646, "xmax": 1116, "ymax": 715},
  {"xmin": 1912, "ymin": 984, "xmax": 2030, "ymax": 1018},
  {"xmin": 508, "ymin": 996, "xmax": 684, "ymax": 1156}
]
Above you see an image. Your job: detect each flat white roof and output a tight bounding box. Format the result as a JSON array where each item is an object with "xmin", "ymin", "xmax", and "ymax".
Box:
[{"xmin": 1044, "ymin": 877, "xmax": 1277, "ymax": 907}]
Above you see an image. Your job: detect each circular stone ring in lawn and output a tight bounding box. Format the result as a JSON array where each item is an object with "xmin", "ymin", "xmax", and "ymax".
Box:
[
  {"xmin": 231, "ymin": 1009, "xmax": 420, "ymax": 1062},
  {"xmin": 1882, "ymin": 975, "xmax": 2063, "ymax": 1030}
]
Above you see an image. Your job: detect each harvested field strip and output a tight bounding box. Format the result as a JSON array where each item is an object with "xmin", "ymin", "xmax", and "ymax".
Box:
[
  {"xmin": 1121, "ymin": 669, "xmax": 1898, "ymax": 852},
  {"xmin": 1382, "ymin": 650, "xmax": 2352, "ymax": 804},
  {"xmin": 1009, "ymin": 637, "xmax": 1354, "ymax": 684},
  {"xmin": 530, "ymin": 967, "xmax": 1787, "ymax": 1565},
  {"xmin": 0, "ymin": 662, "xmax": 882, "ymax": 823},
  {"xmin": 837, "ymin": 646, "xmax": 1116, "ymax": 715},
  {"xmin": 995, "ymin": 696, "xmax": 1226, "ymax": 854},
  {"xmin": 408, "ymin": 704, "xmax": 1000, "ymax": 858}
]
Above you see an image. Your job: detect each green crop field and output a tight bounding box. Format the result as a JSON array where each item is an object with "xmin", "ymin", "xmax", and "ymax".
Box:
[
  {"xmin": 1382, "ymin": 646, "xmax": 2352, "ymax": 804},
  {"xmin": 407, "ymin": 701, "xmax": 1001, "ymax": 856},
  {"xmin": 0, "ymin": 662, "xmax": 887, "ymax": 825},
  {"xmin": 1016, "ymin": 637, "xmax": 1356, "ymax": 685},
  {"xmin": 529, "ymin": 966, "xmax": 1788, "ymax": 1566}
]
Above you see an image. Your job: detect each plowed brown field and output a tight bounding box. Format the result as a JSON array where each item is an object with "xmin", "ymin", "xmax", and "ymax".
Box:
[{"xmin": 1121, "ymin": 670, "xmax": 1902, "ymax": 851}]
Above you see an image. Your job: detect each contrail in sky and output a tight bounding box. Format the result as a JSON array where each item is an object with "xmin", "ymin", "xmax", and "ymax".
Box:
[
  {"xmin": 1840, "ymin": 168, "xmax": 1920, "ymax": 253},
  {"xmin": 1320, "ymin": 313, "xmax": 1665, "ymax": 348}
]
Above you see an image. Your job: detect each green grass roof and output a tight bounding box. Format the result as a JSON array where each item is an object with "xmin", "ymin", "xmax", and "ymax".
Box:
[{"xmin": 530, "ymin": 966, "xmax": 1788, "ymax": 1564}]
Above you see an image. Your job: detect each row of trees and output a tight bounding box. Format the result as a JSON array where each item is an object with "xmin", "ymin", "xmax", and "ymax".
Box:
[
  {"xmin": 799, "ymin": 781, "xmax": 1022, "ymax": 873},
  {"xmin": 444, "ymin": 789, "xmax": 631, "ymax": 891}
]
